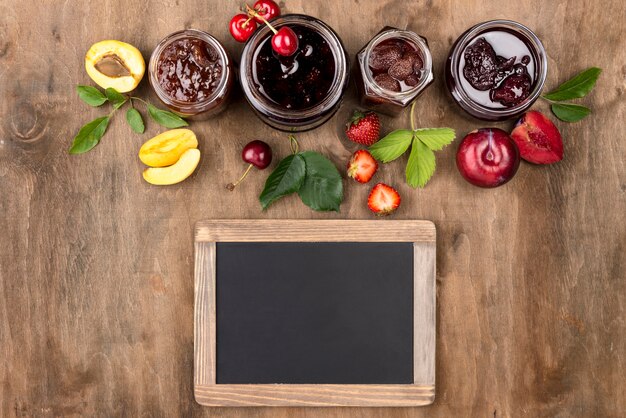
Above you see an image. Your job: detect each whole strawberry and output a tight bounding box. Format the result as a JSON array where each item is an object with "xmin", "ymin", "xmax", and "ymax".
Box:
[{"xmin": 345, "ymin": 110, "xmax": 380, "ymax": 146}]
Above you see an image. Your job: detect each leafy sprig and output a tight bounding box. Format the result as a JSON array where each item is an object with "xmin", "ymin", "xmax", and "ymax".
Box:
[
  {"xmin": 70, "ymin": 85, "xmax": 188, "ymax": 154},
  {"xmin": 369, "ymin": 103, "xmax": 455, "ymax": 188},
  {"xmin": 541, "ymin": 67, "xmax": 601, "ymax": 122},
  {"xmin": 259, "ymin": 136, "xmax": 343, "ymax": 212}
]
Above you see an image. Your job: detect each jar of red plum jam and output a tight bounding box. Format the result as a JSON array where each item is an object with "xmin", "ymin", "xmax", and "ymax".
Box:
[
  {"xmin": 445, "ymin": 20, "xmax": 548, "ymax": 121},
  {"xmin": 355, "ymin": 27, "xmax": 434, "ymax": 116},
  {"xmin": 239, "ymin": 14, "xmax": 350, "ymax": 132},
  {"xmin": 149, "ymin": 29, "xmax": 234, "ymax": 120}
]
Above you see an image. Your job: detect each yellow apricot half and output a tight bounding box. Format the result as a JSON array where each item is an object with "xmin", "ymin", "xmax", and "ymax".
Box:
[
  {"xmin": 143, "ymin": 148, "xmax": 201, "ymax": 185},
  {"xmin": 139, "ymin": 129, "xmax": 198, "ymax": 167},
  {"xmin": 85, "ymin": 40, "xmax": 145, "ymax": 93}
]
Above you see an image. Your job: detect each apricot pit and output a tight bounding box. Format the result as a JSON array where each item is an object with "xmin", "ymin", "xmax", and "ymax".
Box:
[{"xmin": 85, "ymin": 40, "xmax": 145, "ymax": 93}]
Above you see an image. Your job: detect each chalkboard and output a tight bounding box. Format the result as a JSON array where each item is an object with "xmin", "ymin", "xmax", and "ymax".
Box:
[
  {"xmin": 216, "ymin": 242, "xmax": 414, "ymax": 384},
  {"xmin": 194, "ymin": 220, "xmax": 436, "ymax": 407}
]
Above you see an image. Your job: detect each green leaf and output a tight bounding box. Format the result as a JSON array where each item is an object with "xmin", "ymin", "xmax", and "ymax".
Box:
[
  {"xmin": 542, "ymin": 67, "xmax": 601, "ymax": 102},
  {"xmin": 406, "ymin": 137, "xmax": 436, "ymax": 188},
  {"xmin": 147, "ymin": 104, "xmax": 188, "ymax": 128},
  {"xmin": 105, "ymin": 88, "xmax": 127, "ymax": 109},
  {"xmin": 413, "ymin": 127, "xmax": 456, "ymax": 151},
  {"xmin": 76, "ymin": 85, "xmax": 107, "ymax": 107},
  {"xmin": 126, "ymin": 108, "xmax": 145, "ymax": 133},
  {"xmin": 297, "ymin": 151, "xmax": 343, "ymax": 212},
  {"xmin": 259, "ymin": 154, "xmax": 306, "ymax": 209},
  {"xmin": 69, "ymin": 116, "xmax": 110, "ymax": 154},
  {"xmin": 368, "ymin": 129, "xmax": 413, "ymax": 162},
  {"xmin": 551, "ymin": 103, "xmax": 591, "ymax": 123}
]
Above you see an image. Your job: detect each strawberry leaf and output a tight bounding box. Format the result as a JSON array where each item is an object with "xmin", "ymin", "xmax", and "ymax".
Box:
[
  {"xmin": 406, "ymin": 136, "xmax": 435, "ymax": 188},
  {"xmin": 414, "ymin": 128, "xmax": 456, "ymax": 151},
  {"xmin": 368, "ymin": 129, "xmax": 413, "ymax": 162},
  {"xmin": 551, "ymin": 103, "xmax": 591, "ymax": 123},
  {"xmin": 69, "ymin": 116, "xmax": 110, "ymax": 154},
  {"xmin": 76, "ymin": 85, "xmax": 107, "ymax": 107},
  {"xmin": 297, "ymin": 151, "xmax": 343, "ymax": 212},
  {"xmin": 259, "ymin": 154, "xmax": 306, "ymax": 210},
  {"xmin": 542, "ymin": 67, "xmax": 601, "ymax": 102}
]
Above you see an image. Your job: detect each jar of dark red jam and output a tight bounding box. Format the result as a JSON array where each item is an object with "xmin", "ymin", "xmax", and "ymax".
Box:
[
  {"xmin": 239, "ymin": 14, "xmax": 350, "ymax": 132},
  {"xmin": 149, "ymin": 29, "xmax": 234, "ymax": 120},
  {"xmin": 355, "ymin": 27, "xmax": 434, "ymax": 116},
  {"xmin": 445, "ymin": 20, "xmax": 548, "ymax": 121}
]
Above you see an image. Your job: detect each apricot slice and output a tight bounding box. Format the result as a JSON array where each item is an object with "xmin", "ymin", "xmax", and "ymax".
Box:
[
  {"xmin": 143, "ymin": 149, "xmax": 201, "ymax": 185},
  {"xmin": 139, "ymin": 129, "xmax": 198, "ymax": 167},
  {"xmin": 85, "ymin": 40, "xmax": 145, "ymax": 93}
]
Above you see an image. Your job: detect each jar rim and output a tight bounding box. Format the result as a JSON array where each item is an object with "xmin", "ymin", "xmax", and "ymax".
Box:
[
  {"xmin": 239, "ymin": 14, "xmax": 349, "ymax": 126},
  {"xmin": 361, "ymin": 29, "xmax": 434, "ymax": 101},
  {"xmin": 447, "ymin": 19, "xmax": 548, "ymax": 119},
  {"xmin": 148, "ymin": 29, "xmax": 232, "ymax": 113}
]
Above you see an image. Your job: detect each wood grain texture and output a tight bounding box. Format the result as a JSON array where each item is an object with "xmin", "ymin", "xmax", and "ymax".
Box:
[
  {"xmin": 195, "ymin": 219, "xmax": 436, "ymax": 242},
  {"xmin": 193, "ymin": 220, "xmax": 436, "ymax": 406},
  {"xmin": 1, "ymin": 0, "xmax": 625, "ymax": 417},
  {"xmin": 193, "ymin": 384, "xmax": 436, "ymax": 407},
  {"xmin": 193, "ymin": 242, "xmax": 215, "ymax": 388},
  {"xmin": 413, "ymin": 242, "xmax": 436, "ymax": 387}
]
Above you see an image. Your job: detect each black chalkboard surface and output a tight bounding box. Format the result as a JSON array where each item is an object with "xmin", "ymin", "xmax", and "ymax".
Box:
[
  {"xmin": 194, "ymin": 220, "xmax": 436, "ymax": 407},
  {"xmin": 216, "ymin": 242, "xmax": 414, "ymax": 384}
]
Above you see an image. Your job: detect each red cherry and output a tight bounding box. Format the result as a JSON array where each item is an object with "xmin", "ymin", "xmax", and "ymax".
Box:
[
  {"xmin": 227, "ymin": 140, "xmax": 273, "ymax": 191},
  {"xmin": 272, "ymin": 26, "xmax": 299, "ymax": 56},
  {"xmin": 229, "ymin": 14, "xmax": 257, "ymax": 43},
  {"xmin": 252, "ymin": 0, "xmax": 281, "ymax": 23},
  {"xmin": 242, "ymin": 140, "xmax": 272, "ymax": 169}
]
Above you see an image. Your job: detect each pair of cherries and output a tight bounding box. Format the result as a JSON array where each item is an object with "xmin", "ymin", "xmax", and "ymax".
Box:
[{"xmin": 229, "ymin": 0, "xmax": 299, "ymax": 56}]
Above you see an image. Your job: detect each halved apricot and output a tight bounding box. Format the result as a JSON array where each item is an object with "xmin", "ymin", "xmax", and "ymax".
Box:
[
  {"xmin": 143, "ymin": 148, "xmax": 201, "ymax": 185},
  {"xmin": 85, "ymin": 40, "xmax": 145, "ymax": 93},
  {"xmin": 139, "ymin": 129, "xmax": 198, "ymax": 167}
]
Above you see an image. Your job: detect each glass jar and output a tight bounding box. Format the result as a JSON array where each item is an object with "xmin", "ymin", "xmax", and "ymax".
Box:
[
  {"xmin": 445, "ymin": 20, "xmax": 548, "ymax": 121},
  {"xmin": 149, "ymin": 29, "xmax": 234, "ymax": 120},
  {"xmin": 355, "ymin": 27, "xmax": 434, "ymax": 116},
  {"xmin": 239, "ymin": 14, "xmax": 350, "ymax": 132}
]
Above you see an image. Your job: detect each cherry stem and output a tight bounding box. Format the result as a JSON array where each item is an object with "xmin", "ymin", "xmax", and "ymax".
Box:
[
  {"xmin": 245, "ymin": 4, "xmax": 278, "ymax": 34},
  {"xmin": 242, "ymin": 16, "xmax": 254, "ymax": 28},
  {"xmin": 410, "ymin": 101, "xmax": 417, "ymax": 131},
  {"xmin": 288, "ymin": 134, "xmax": 299, "ymax": 154},
  {"xmin": 226, "ymin": 163, "xmax": 254, "ymax": 191}
]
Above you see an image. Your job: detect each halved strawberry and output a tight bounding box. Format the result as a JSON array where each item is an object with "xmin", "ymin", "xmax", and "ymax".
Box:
[
  {"xmin": 347, "ymin": 150, "xmax": 378, "ymax": 183},
  {"xmin": 345, "ymin": 110, "xmax": 381, "ymax": 146},
  {"xmin": 367, "ymin": 183, "xmax": 401, "ymax": 216}
]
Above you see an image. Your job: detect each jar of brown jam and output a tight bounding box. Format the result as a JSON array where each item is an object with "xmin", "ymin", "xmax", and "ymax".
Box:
[
  {"xmin": 149, "ymin": 29, "xmax": 234, "ymax": 120},
  {"xmin": 355, "ymin": 27, "xmax": 434, "ymax": 116}
]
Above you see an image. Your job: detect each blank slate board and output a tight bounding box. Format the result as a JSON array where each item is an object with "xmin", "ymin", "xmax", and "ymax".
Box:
[{"xmin": 194, "ymin": 220, "xmax": 436, "ymax": 407}]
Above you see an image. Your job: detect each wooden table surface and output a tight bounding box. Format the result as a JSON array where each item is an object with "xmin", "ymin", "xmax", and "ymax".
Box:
[{"xmin": 1, "ymin": 0, "xmax": 625, "ymax": 416}]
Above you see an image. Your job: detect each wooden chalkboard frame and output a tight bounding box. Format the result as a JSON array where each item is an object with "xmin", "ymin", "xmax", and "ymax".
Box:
[{"xmin": 194, "ymin": 219, "xmax": 436, "ymax": 407}]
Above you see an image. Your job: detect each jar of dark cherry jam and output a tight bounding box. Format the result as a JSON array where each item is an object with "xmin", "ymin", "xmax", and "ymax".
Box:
[
  {"xmin": 355, "ymin": 27, "xmax": 434, "ymax": 116},
  {"xmin": 239, "ymin": 14, "xmax": 350, "ymax": 132},
  {"xmin": 149, "ymin": 29, "xmax": 234, "ymax": 120},
  {"xmin": 445, "ymin": 20, "xmax": 548, "ymax": 121}
]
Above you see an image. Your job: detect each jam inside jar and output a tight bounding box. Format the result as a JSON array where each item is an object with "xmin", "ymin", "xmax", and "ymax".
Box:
[
  {"xmin": 149, "ymin": 29, "xmax": 234, "ymax": 120},
  {"xmin": 240, "ymin": 14, "xmax": 350, "ymax": 132},
  {"xmin": 253, "ymin": 25, "xmax": 335, "ymax": 111},
  {"xmin": 355, "ymin": 27, "xmax": 434, "ymax": 116},
  {"xmin": 445, "ymin": 20, "xmax": 547, "ymax": 121}
]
